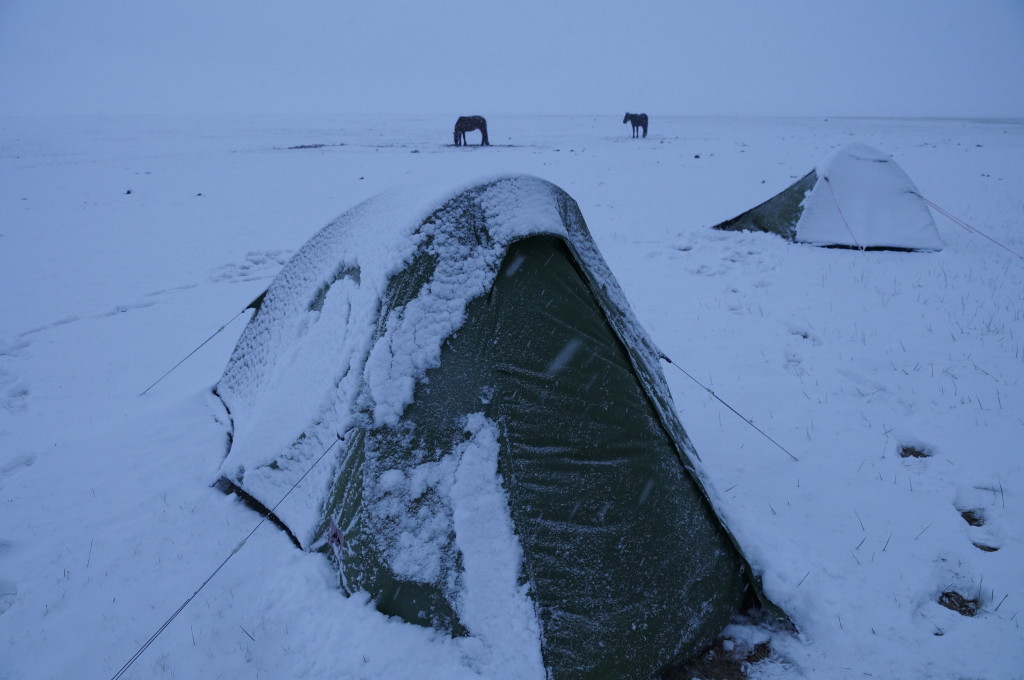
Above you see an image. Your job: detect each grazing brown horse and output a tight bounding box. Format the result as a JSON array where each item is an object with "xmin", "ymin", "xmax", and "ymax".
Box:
[
  {"xmin": 454, "ymin": 116, "xmax": 490, "ymax": 146},
  {"xmin": 623, "ymin": 112, "xmax": 648, "ymax": 138}
]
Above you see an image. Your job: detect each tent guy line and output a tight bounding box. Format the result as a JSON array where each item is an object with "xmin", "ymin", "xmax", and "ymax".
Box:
[
  {"xmin": 917, "ymin": 194, "xmax": 1024, "ymax": 261},
  {"xmin": 139, "ymin": 292, "xmax": 266, "ymax": 396},
  {"xmin": 660, "ymin": 354, "xmax": 800, "ymax": 462},
  {"xmin": 109, "ymin": 431, "xmax": 348, "ymax": 680},
  {"xmin": 138, "ymin": 307, "xmax": 252, "ymax": 396}
]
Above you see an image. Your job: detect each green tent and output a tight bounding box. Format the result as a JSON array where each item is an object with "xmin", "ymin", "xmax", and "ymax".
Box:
[{"xmin": 215, "ymin": 175, "xmax": 760, "ymax": 679}]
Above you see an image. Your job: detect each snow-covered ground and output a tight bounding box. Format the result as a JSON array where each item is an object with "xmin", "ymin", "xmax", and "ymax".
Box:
[{"xmin": 1, "ymin": 114, "xmax": 1021, "ymax": 679}]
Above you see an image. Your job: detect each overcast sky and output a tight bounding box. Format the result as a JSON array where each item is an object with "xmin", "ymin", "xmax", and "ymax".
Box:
[{"xmin": 1, "ymin": 0, "xmax": 1022, "ymax": 118}]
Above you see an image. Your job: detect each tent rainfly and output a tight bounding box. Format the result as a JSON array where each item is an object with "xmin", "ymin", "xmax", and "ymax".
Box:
[
  {"xmin": 713, "ymin": 143, "xmax": 944, "ymax": 251},
  {"xmin": 214, "ymin": 175, "xmax": 766, "ymax": 679}
]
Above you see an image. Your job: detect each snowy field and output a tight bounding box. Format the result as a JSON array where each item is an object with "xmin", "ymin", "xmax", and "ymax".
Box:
[{"xmin": 1, "ymin": 114, "xmax": 1022, "ymax": 679}]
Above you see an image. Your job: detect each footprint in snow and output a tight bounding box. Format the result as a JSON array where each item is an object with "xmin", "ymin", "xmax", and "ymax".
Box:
[
  {"xmin": 2, "ymin": 383, "xmax": 29, "ymax": 413},
  {"xmin": 953, "ymin": 483, "xmax": 1005, "ymax": 553},
  {"xmin": 0, "ymin": 541, "xmax": 18, "ymax": 617},
  {"xmin": 782, "ymin": 349, "xmax": 805, "ymax": 377},
  {"xmin": 0, "ymin": 338, "xmax": 31, "ymax": 359},
  {"xmin": 208, "ymin": 250, "xmax": 293, "ymax": 284},
  {"xmin": 0, "ymin": 578, "xmax": 16, "ymax": 617},
  {"xmin": 0, "ymin": 365, "xmax": 30, "ymax": 415},
  {"xmin": 928, "ymin": 483, "xmax": 1009, "ymax": 627},
  {"xmin": 0, "ymin": 453, "xmax": 36, "ymax": 491}
]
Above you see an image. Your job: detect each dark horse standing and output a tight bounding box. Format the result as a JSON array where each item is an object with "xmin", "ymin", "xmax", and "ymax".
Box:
[
  {"xmin": 623, "ymin": 112, "xmax": 648, "ymax": 138},
  {"xmin": 454, "ymin": 116, "xmax": 489, "ymax": 146}
]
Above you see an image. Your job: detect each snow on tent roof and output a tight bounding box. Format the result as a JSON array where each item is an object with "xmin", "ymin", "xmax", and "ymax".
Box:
[
  {"xmin": 713, "ymin": 143, "xmax": 944, "ymax": 251},
  {"xmin": 213, "ymin": 175, "xmax": 768, "ymax": 679}
]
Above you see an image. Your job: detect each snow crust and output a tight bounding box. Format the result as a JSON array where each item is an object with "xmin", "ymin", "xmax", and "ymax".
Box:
[
  {"xmin": 450, "ymin": 414, "xmax": 545, "ymax": 676},
  {"xmin": 796, "ymin": 143, "xmax": 945, "ymax": 250}
]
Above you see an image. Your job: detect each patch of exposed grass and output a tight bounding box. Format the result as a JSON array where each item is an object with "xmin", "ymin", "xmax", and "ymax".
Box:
[
  {"xmin": 960, "ymin": 509, "xmax": 985, "ymax": 526},
  {"xmin": 899, "ymin": 444, "xmax": 931, "ymax": 458},
  {"xmin": 938, "ymin": 591, "xmax": 980, "ymax": 617}
]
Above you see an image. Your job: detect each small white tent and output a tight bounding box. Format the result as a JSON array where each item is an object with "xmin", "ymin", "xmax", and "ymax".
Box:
[{"xmin": 714, "ymin": 143, "xmax": 944, "ymax": 251}]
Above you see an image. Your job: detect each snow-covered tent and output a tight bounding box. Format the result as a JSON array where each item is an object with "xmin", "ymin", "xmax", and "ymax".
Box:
[
  {"xmin": 713, "ymin": 143, "xmax": 944, "ymax": 251},
  {"xmin": 214, "ymin": 175, "xmax": 761, "ymax": 679}
]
